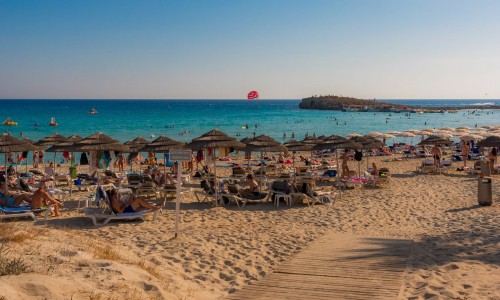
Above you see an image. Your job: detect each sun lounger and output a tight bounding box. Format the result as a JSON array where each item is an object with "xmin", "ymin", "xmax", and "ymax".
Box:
[
  {"xmin": 84, "ymin": 187, "xmax": 159, "ymax": 226},
  {"xmin": 417, "ymin": 159, "xmax": 436, "ymax": 174},
  {"xmin": 0, "ymin": 205, "xmax": 53, "ymax": 221}
]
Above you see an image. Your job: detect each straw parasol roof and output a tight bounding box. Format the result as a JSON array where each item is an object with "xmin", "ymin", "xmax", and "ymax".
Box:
[
  {"xmin": 302, "ymin": 136, "xmax": 323, "ymax": 145},
  {"xmin": 243, "ymin": 135, "xmax": 287, "ymax": 152},
  {"xmin": 0, "ymin": 134, "xmax": 37, "ymax": 153},
  {"xmin": 477, "ymin": 136, "xmax": 500, "ymax": 147},
  {"xmin": 366, "ymin": 132, "xmax": 383, "ymax": 138},
  {"xmin": 346, "ymin": 133, "xmax": 362, "ymax": 137},
  {"xmin": 459, "ymin": 134, "xmax": 483, "ymax": 141},
  {"xmin": 187, "ymin": 129, "xmax": 245, "ymax": 150},
  {"xmin": 397, "ymin": 132, "xmax": 416, "ymax": 137},
  {"xmin": 35, "ymin": 133, "xmax": 67, "ymax": 146},
  {"xmin": 66, "ymin": 132, "xmax": 130, "ymax": 152},
  {"xmin": 140, "ymin": 135, "xmax": 186, "ymax": 152},
  {"xmin": 125, "ymin": 137, "xmax": 151, "ymax": 151},
  {"xmin": 284, "ymin": 139, "xmax": 313, "ymax": 152},
  {"xmin": 418, "ymin": 135, "xmax": 452, "ymax": 146}
]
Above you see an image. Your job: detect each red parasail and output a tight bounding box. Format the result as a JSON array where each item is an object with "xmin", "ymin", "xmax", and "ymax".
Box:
[{"xmin": 247, "ymin": 90, "xmax": 259, "ymax": 100}]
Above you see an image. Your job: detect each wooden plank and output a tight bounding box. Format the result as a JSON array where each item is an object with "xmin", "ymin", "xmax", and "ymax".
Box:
[{"xmin": 225, "ymin": 234, "xmax": 412, "ymax": 300}]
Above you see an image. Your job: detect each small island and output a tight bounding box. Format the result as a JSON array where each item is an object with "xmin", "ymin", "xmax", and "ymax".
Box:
[{"xmin": 299, "ymin": 95, "xmax": 498, "ymax": 112}]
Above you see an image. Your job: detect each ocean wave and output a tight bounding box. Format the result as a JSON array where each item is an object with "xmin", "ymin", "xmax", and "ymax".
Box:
[{"xmin": 469, "ymin": 102, "xmax": 496, "ymax": 106}]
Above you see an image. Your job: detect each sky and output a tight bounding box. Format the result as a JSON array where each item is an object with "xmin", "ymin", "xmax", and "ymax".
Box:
[{"xmin": 1, "ymin": 0, "xmax": 500, "ymax": 100}]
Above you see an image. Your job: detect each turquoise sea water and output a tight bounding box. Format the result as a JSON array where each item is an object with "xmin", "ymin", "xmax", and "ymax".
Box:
[{"xmin": 1, "ymin": 99, "xmax": 499, "ymax": 144}]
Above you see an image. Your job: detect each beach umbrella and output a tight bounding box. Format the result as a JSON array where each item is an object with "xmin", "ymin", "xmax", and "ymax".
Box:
[
  {"xmin": 385, "ymin": 131, "xmax": 401, "ymax": 135},
  {"xmin": 242, "ymin": 135, "xmax": 287, "ymax": 191},
  {"xmin": 283, "ymin": 139, "xmax": 313, "ymax": 177},
  {"xmin": 366, "ymin": 132, "xmax": 383, "ymax": 138},
  {"xmin": 418, "ymin": 135, "xmax": 452, "ymax": 146},
  {"xmin": 187, "ymin": 129, "xmax": 245, "ymax": 205},
  {"xmin": 125, "ymin": 137, "xmax": 152, "ymax": 172},
  {"xmin": 459, "ymin": 134, "xmax": 483, "ymax": 141},
  {"xmin": 477, "ymin": 136, "xmax": 500, "ymax": 147},
  {"xmin": 439, "ymin": 127, "xmax": 454, "ymax": 131},
  {"xmin": 35, "ymin": 133, "xmax": 67, "ymax": 146},
  {"xmin": 346, "ymin": 133, "xmax": 362, "ymax": 137},
  {"xmin": 0, "ymin": 134, "xmax": 37, "ymax": 196},
  {"xmin": 456, "ymin": 126, "xmax": 470, "ymax": 130},
  {"xmin": 140, "ymin": 135, "xmax": 186, "ymax": 175},
  {"xmin": 435, "ymin": 133, "xmax": 453, "ymax": 139}
]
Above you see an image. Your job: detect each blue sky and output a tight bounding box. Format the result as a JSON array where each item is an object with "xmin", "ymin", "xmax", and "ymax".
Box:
[{"xmin": 1, "ymin": 0, "xmax": 500, "ymax": 99}]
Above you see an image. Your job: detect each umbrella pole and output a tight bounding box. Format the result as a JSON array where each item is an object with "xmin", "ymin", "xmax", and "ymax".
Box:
[
  {"xmin": 174, "ymin": 160, "xmax": 182, "ymax": 238},
  {"xmin": 53, "ymin": 152, "xmax": 56, "ymax": 181},
  {"xmin": 164, "ymin": 152, "xmax": 167, "ymax": 175},
  {"xmin": 336, "ymin": 150, "xmax": 341, "ymax": 200},
  {"xmin": 213, "ymin": 150, "xmax": 218, "ymax": 206},
  {"xmin": 292, "ymin": 151, "xmax": 296, "ymax": 184},
  {"xmin": 5, "ymin": 153, "xmax": 8, "ymax": 196}
]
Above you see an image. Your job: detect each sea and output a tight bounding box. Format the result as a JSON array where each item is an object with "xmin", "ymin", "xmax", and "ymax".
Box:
[{"xmin": 1, "ymin": 99, "xmax": 499, "ymax": 164}]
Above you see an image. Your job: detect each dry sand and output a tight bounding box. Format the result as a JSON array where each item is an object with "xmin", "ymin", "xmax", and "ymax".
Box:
[{"xmin": 1, "ymin": 154, "xmax": 499, "ymax": 299}]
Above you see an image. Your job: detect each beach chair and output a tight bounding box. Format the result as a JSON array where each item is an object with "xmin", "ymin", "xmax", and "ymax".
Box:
[
  {"xmin": 437, "ymin": 159, "xmax": 452, "ymax": 174},
  {"xmin": 194, "ymin": 179, "xmax": 216, "ymax": 204},
  {"xmin": 124, "ymin": 173, "xmax": 142, "ymax": 190},
  {"xmin": 294, "ymin": 182, "xmax": 337, "ymax": 206},
  {"xmin": 232, "ymin": 167, "xmax": 246, "ymax": 179},
  {"xmin": 267, "ymin": 180, "xmax": 292, "ymax": 207},
  {"xmin": 136, "ymin": 180, "xmax": 160, "ymax": 200},
  {"xmin": 84, "ymin": 187, "xmax": 159, "ymax": 226},
  {"xmin": 0, "ymin": 205, "xmax": 53, "ymax": 221},
  {"xmin": 219, "ymin": 184, "xmax": 267, "ymax": 208},
  {"xmin": 417, "ymin": 159, "xmax": 436, "ymax": 174}
]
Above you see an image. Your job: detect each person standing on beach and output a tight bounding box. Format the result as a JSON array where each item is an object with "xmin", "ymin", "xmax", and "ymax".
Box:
[
  {"xmin": 487, "ymin": 147, "xmax": 497, "ymax": 174},
  {"xmin": 461, "ymin": 142, "xmax": 470, "ymax": 167},
  {"xmin": 431, "ymin": 145, "xmax": 442, "ymax": 167},
  {"xmin": 39, "ymin": 150, "xmax": 45, "ymax": 166}
]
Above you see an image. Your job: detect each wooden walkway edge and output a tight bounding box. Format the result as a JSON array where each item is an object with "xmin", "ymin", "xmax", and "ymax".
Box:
[{"xmin": 226, "ymin": 233, "xmax": 413, "ymax": 300}]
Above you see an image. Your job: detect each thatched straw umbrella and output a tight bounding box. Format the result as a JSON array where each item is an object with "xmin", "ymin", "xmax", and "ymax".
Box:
[
  {"xmin": 124, "ymin": 137, "xmax": 150, "ymax": 172},
  {"xmin": 35, "ymin": 133, "xmax": 68, "ymax": 174},
  {"xmin": 477, "ymin": 136, "xmax": 500, "ymax": 147},
  {"xmin": 242, "ymin": 135, "xmax": 287, "ymax": 192},
  {"xmin": 140, "ymin": 135, "xmax": 186, "ymax": 175},
  {"xmin": 0, "ymin": 134, "xmax": 37, "ymax": 196},
  {"xmin": 187, "ymin": 129, "xmax": 245, "ymax": 205},
  {"xmin": 284, "ymin": 139, "xmax": 313, "ymax": 182}
]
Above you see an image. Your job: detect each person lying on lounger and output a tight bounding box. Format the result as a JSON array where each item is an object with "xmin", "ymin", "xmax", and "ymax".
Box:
[
  {"xmin": 0, "ymin": 179, "xmax": 32, "ymax": 207},
  {"xmin": 107, "ymin": 189, "xmax": 161, "ymax": 214}
]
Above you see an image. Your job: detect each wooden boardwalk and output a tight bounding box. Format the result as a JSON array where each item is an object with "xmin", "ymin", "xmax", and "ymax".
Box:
[{"xmin": 226, "ymin": 234, "xmax": 413, "ymax": 300}]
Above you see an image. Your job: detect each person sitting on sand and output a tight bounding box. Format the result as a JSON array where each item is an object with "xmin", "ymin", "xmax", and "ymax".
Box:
[
  {"xmin": 107, "ymin": 189, "xmax": 161, "ymax": 214},
  {"xmin": 31, "ymin": 181, "xmax": 63, "ymax": 216}
]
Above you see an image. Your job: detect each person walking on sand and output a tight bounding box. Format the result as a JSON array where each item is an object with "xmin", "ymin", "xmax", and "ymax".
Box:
[
  {"xmin": 431, "ymin": 144, "xmax": 442, "ymax": 167},
  {"xmin": 461, "ymin": 142, "xmax": 470, "ymax": 168}
]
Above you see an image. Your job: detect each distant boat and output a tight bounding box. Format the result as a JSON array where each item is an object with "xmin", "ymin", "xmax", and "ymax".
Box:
[
  {"xmin": 2, "ymin": 117, "xmax": 18, "ymax": 126},
  {"xmin": 88, "ymin": 108, "xmax": 98, "ymax": 114},
  {"xmin": 49, "ymin": 117, "xmax": 58, "ymax": 126}
]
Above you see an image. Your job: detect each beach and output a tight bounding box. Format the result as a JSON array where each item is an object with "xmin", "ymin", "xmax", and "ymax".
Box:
[{"xmin": 1, "ymin": 153, "xmax": 499, "ymax": 299}]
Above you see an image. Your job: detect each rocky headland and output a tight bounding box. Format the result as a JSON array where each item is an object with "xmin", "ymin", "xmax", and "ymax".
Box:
[{"xmin": 299, "ymin": 95, "xmax": 499, "ymax": 111}]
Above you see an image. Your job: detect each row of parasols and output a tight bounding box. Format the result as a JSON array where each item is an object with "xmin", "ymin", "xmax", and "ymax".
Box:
[{"xmin": 2, "ymin": 128, "xmax": 500, "ymax": 162}]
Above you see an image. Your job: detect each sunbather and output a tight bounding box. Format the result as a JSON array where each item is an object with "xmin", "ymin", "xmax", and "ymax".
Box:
[
  {"xmin": 0, "ymin": 180, "xmax": 32, "ymax": 207},
  {"xmin": 107, "ymin": 189, "xmax": 161, "ymax": 214},
  {"xmin": 31, "ymin": 181, "xmax": 63, "ymax": 216}
]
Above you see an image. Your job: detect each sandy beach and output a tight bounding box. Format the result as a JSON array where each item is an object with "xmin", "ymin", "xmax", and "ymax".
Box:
[{"xmin": 1, "ymin": 154, "xmax": 499, "ymax": 300}]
